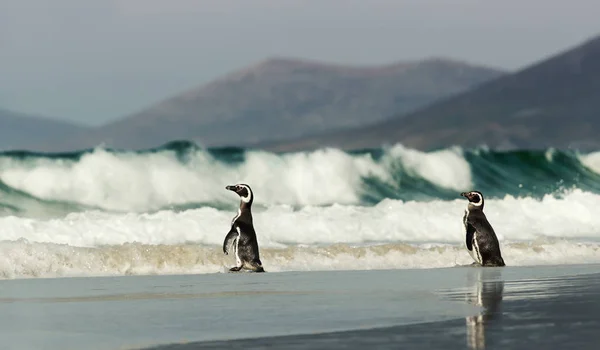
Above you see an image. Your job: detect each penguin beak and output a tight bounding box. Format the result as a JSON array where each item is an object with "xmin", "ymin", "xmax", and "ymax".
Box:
[
  {"xmin": 226, "ymin": 185, "xmax": 236, "ymax": 191},
  {"xmin": 460, "ymin": 192, "xmax": 467, "ymax": 198}
]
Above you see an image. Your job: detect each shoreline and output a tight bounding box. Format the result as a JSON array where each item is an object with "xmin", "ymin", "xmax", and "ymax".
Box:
[
  {"xmin": 0, "ymin": 264, "xmax": 598, "ymax": 350},
  {"xmin": 143, "ymin": 271, "xmax": 600, "ymax": 350},
  {"xmin": 1, "ymin": 258, "xmax": 598, "ymax": 280}
]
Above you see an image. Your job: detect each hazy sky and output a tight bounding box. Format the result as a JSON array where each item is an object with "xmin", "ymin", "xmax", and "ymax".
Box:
[{"xmin": 1, "ymin": 0, "xmax": 599, "ymax": 125}]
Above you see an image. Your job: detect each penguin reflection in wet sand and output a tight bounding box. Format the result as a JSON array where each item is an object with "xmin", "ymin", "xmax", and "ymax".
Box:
[
  {"xmin": 460, "ymin": 191, "xmax": 505, "ymax": 267},
  {"xmin": 223, "ymin": 184, "xmax": 265, "ymax": 273}
]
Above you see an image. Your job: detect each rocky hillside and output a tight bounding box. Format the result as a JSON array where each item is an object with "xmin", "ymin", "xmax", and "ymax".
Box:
[
  {"xmin": 259, "ymin": 35, "xmax": 600, "ymax": 152},
  {"xmin": 43, "ymin": 57, "xmax": 504, "ymax": 151}
]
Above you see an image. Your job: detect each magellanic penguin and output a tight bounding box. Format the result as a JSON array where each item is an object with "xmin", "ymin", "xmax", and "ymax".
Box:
[
  {"xmin": 460, "ymin": 191, "xmax": 505, "ymax": 267},
  {"xmin": 223, "ymin": 184, "xmax": 265, "ymax": 273}
]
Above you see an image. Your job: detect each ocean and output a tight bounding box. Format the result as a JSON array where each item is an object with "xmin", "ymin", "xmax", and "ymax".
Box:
[
  {"xmin": 1, "ymin": 265, "xmax": 599, "ymax": 350},
  {"xmin": 1, "ymin": 141, "xmax": 600, "ymax": 349},
  {"xmin": 0, "ymin": 141, "xmax": 600, "ymax": 279}
]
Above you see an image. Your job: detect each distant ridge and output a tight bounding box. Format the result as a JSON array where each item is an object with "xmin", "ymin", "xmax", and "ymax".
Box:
[
  {"xmin": 258, "ymin": 34, "xmax": 600, "ymax": 152},
  {"xmin": 0, "ymin": 108, "xmax": 87, "ymax": 151},
  {"xmin": 41, "ymin": 56, "xmax": 504, "ymax": 151}
]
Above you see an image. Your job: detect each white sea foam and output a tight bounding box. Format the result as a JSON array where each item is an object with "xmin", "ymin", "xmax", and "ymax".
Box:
[
  {"xmin": 1, "ymin": 190, "xmax": 599, "ymax": 247},
  {"xmin": 0, "ymin": 240, "xmax": 597, "ymax": 280},
  {"xmin": 579, "ymin": 151, "xmax": 600, "ymax": 175},
  {"xmin": 384, "ymin": 144, "xmax": 472, "ymax": 191},
  {"xmin": 0, "ymin": 190, "xmax": 599, "ymax": 279},
  {"xmin": 0, "ymin": 145, "xmax": 471, "ymax": 212}
]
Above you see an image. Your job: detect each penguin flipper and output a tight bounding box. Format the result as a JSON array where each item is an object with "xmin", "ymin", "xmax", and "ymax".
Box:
[
  {"xmin": 465, "ymin": 222, "xmax": 475, "ymax": 251},
  {"xmin": 467, "ymin": 213, "xmax": 495, "ymax": 237},
  {"xmin": 223, "ymin": 228, "xmax": 238, "ymax": 255}
]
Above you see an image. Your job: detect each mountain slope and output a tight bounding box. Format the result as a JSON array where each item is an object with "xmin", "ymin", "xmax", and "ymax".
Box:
[
  {"xmin": 46, "ymin": 57, "xmax": 504, "ymax": 151},
  {"xmin": 259, "ymin": 35, "xmax": 600, "ymax": 152},
  {"xmin": 0, "ymin": 109, "xmax": 87, "ymax": 151}
]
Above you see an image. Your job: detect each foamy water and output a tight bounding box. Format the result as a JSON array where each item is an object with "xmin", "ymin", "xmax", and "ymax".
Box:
[
  {"xmin": 0, "ymin": 145, "xmax": 472, "ymax": 212},
  {"xmin": 1, "ymin": 240, "xmax": 598, "ymax": 280},
  {"xmin": 387, "ymin": 145, "xmax": 472, "ymax": 191},
  {"xmin": 2, "ymin": 143, "xmax": 600, "ymax": 279},
  {"xmin": 3, "ymin": 190, "xmax": 600, "ymax": 247},
  {"xmin": 1, "ymin": 190, "xmax": 599, "ymax": 279},
  {"xmin": 579, "ymin": 150, "xmax": 600, "ymax": 174}
]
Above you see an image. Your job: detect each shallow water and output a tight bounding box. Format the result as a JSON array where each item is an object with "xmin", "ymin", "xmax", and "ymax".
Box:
[
  {"xmin": 0, "ymin": 264, "xmax": 598, "ymax": 350},
  {"xmin": 2, "ymin": 195, "xmax": 600, "ymax": 279},
  {"xmin": 154, "ymin": 271, "xmax": 600, "ymax": 350},
  {"xmin": 2, "ymin": 143, "xmax": 600, "ymax": 279}
]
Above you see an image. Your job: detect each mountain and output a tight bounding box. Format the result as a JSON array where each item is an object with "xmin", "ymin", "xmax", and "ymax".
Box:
[
  {"xmin": 44, "ymin": 57, "xmax": 504, "ymax": 151},
  {"xmin": 258, "ymin": 35, "xmax": 600, "ymax": 152},
  {"xmin": 0, "ymin": 109, "xmax": 88, "ymax": 151}
]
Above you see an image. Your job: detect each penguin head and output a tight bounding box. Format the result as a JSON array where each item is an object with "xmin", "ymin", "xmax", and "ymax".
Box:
[
  {"xmin": 226, "ymin": 183, "xmax": 253, "ymax": 205},
  {"xmin": 461, "ymin": 190, "xmax": 484, "ymax": 209}
]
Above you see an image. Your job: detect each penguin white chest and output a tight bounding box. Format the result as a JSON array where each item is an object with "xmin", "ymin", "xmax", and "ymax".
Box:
[
  {"xmin": 463, "ymin": 209, "xmax": 482, "ymax": 265},
  {"xmin": 234, "ymin": 227, "xmax": 242, "ymax": 267},
  {"xmin": 468, "ymin": 233, "xmax": 482, "ymax": 264}
]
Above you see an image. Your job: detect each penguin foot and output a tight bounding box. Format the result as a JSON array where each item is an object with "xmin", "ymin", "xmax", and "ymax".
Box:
[{"xmin": 229, "ymin": 266, "xmax": 242, "ymax": 272}]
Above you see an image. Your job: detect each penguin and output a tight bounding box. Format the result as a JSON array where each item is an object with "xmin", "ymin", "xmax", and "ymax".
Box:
[
  {"xmin": 223, "ymin": 183, "xmax": 265, "ymax": 273},
  {"xmin": 460, "ymin": 191, "xmax": 505, "ymax": 267}
]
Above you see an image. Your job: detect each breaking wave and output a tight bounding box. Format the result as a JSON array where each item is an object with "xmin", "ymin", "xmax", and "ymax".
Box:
[
  {"xmin": 1, "ymin": 141, "xmax": 600, "ymax": 279},
  {"xmin": 2, "ymin": 141, "xmax": 600, "ymax": 216}
]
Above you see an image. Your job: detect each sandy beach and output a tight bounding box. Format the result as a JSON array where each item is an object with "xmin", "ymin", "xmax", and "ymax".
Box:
[{"xmin": 0, "ymin": 263, "xmax": 598, "ymax": 350}]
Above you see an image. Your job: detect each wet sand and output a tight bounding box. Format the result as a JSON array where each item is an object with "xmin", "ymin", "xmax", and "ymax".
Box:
[{"xmin": 0, "ymin": 264, "xmax": 598, "ymax": 350}]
